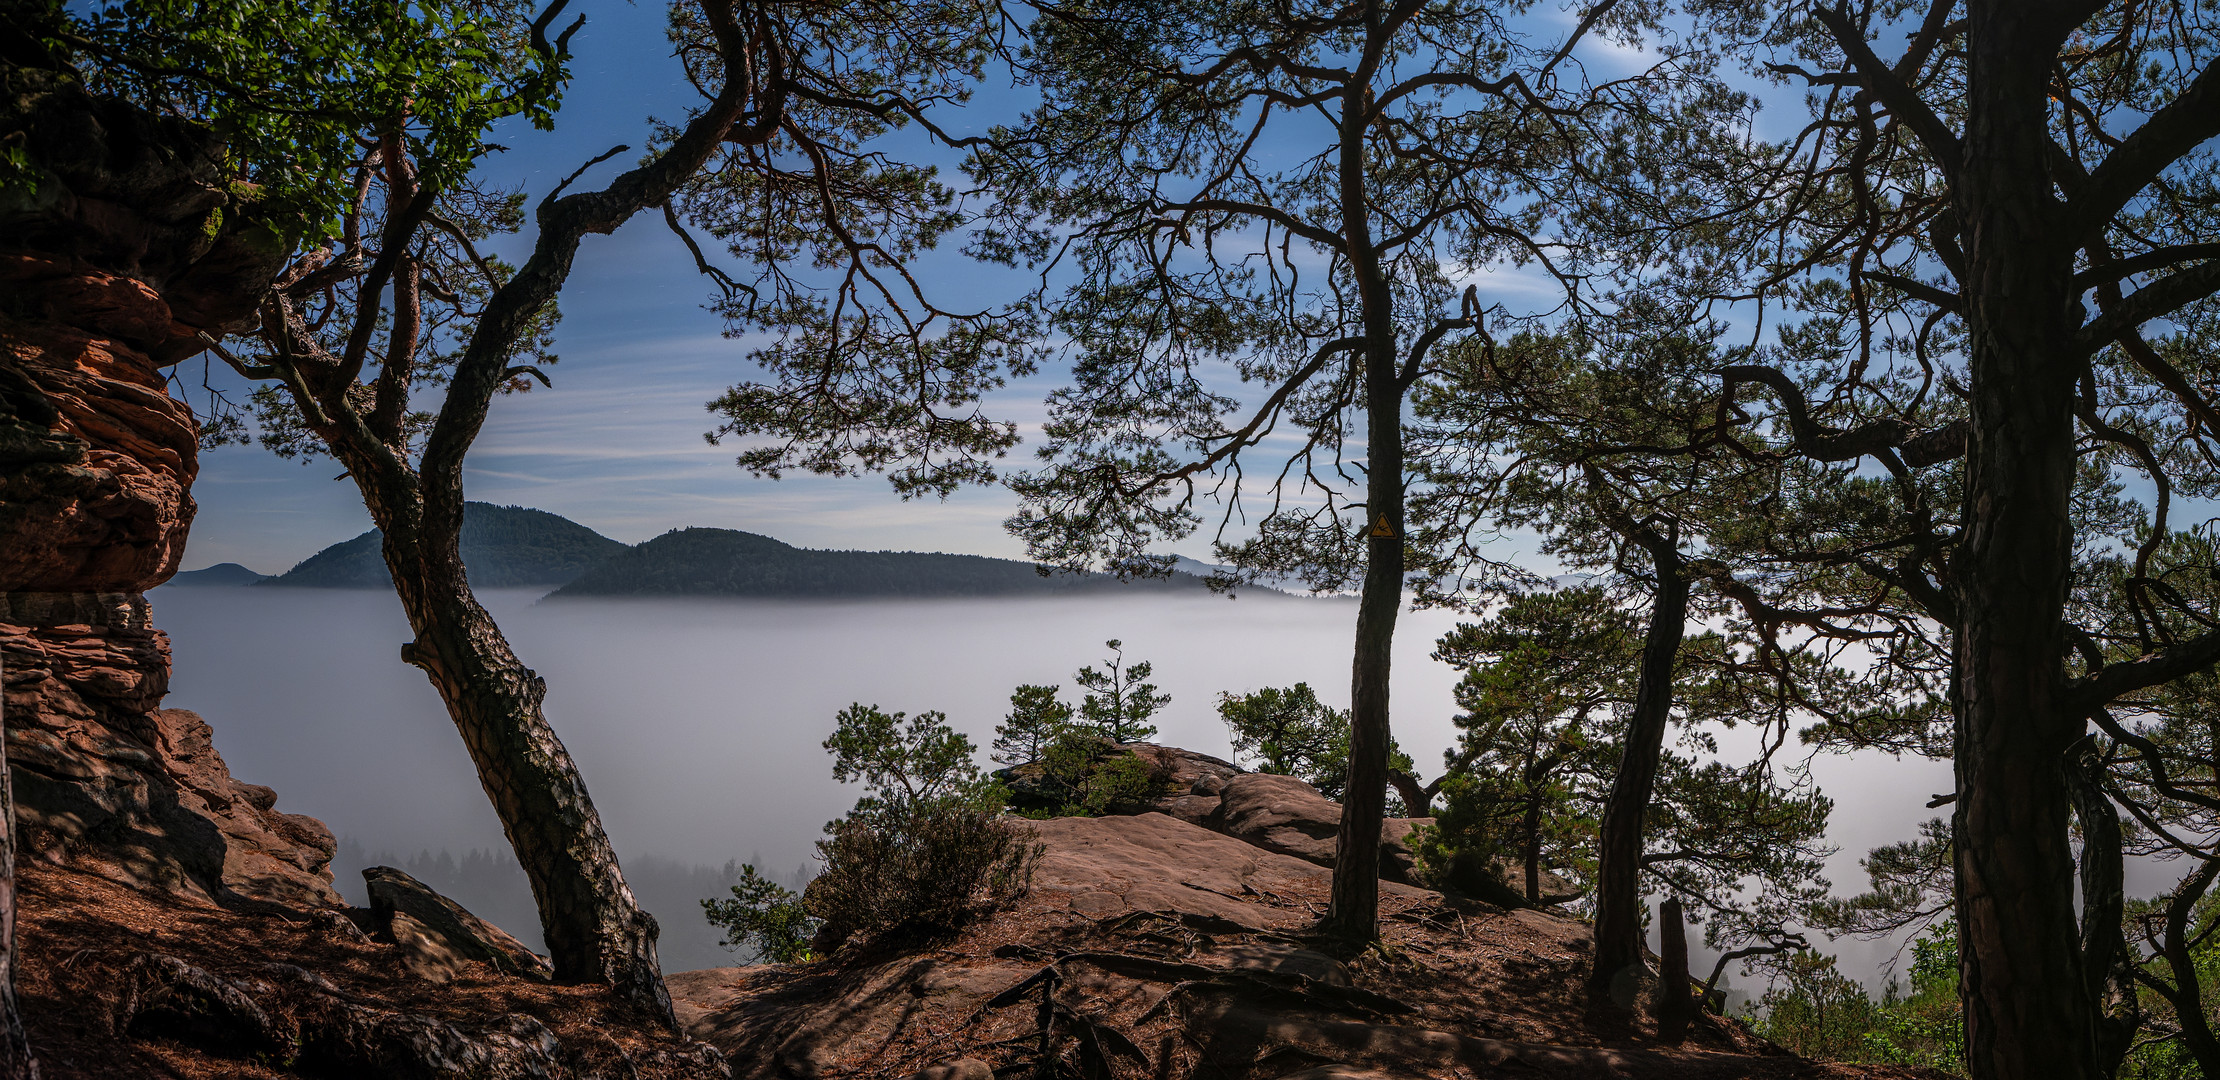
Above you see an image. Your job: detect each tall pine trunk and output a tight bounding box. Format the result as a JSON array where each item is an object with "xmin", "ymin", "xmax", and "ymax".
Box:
[
  {"xmin": 1323, "ymin": 8, "xmax": 1402, "ymax": 943},
  {"xmin": 1950, "ymin": 7, "xmax": 2096, "ymax": 1074},
  {"xmin": 1588, "ymin": 540, "xmax": 1687, "ymax": 1006}
]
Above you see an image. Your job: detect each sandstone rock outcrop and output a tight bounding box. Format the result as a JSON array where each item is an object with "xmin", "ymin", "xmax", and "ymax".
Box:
[
  {"xmin": 1, "ymin": 56, "xmax": 733, "ymax": 1080},
  {"xmin": 2, "ymin": 67, "xmax": 286, "ymax": 593},
  {"xmin": 1010, "ymin": 742, "xmax": 1440, "ymax": 887},
  {"xmin": 19, "ymin": 863, "xmax": 730, "ymax": 1079},
  {"xmin": 2, "ymin": 60, "xmax": 321, "ymax": 908},
  {"xmin": 670, "ymin": 812, "xmax": 1924, "ymax": 1080},
  {"xmin": 365, "ymin": 865, "xmax": 555, "ymax": 983},
  {"xmin": 0, "ymin": 593, "xmax": 340, "ymax": 907},
  {"xmin": 1201, "ymin": 771, "xmax": 1430, "ymax": 885}
]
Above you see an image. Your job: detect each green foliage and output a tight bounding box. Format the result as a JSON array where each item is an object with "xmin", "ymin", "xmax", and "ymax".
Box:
[
  {"xmin": 671, "ymin": 1, "xmax": 1037, "ymax": 502},
  {"xmin": 799, "ymin": 704, "xmax": 1040, "ymax": 953},
  {"xmin": 1412, "ymin": 587, "xmax": 1631, "ymax": 902},
  {"xmin": 701, "ymin": 864, "xmax": 817, "ymax": 964},
  {"xmin": 1409, "ymin": 584, "xmax": 1831, "ymax": 925},
  {"xmin": 1745, "ymin": 951, "xmax": 1885, "ymax": 1064},
  {"xmin": 1215, "ymin": 682, "xmax": 1411, "ymax": 806},
  {"xmin": 1745, "ymin": 928, "xmax": 1963, "ymax": 1074},
  {"xmin": 1074, "ymin": 640, "xmax": 1168, "ymax": 743},
  {"xmin": 1218, "ymin": 683, "xmax": 1345, "ymax": 777},
  {"xmin": 67, "ymin": 0, "xmax": 566, "ymax": 239},
  {"xmin": 993, "ymin": 684, "xmax": 1073, "ymax": 767},
  {"xmin": 1805, "ymin": 819, "xmax": 1954, "ymax": 939},
  {"xmin": 1015, "ymin": 730, "xmax": 1167, "ymax": 818},
  {"xmin": 821, "ymin": 703, "xmax": 985, "ymax": 819}
]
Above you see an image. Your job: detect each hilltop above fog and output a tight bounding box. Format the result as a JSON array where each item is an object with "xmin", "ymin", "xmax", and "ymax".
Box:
[{"xmin": 190, "ymin": 504, "xmax": 1265, "ymax": 600}]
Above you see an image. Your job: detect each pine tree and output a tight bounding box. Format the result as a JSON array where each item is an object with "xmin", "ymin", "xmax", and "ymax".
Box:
[
  {"xmin": 1073, "ymin": 641, "xmax": 1168, "ymax": 744},
  {"xmin": 992, "ymin": 684, "xmax": 1072, "ymax": 766}
]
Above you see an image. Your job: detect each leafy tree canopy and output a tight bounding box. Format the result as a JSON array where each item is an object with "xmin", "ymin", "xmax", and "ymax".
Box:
[{"xmin": 45, "ymin": 0, "xmax": 568, "ymax": 237}]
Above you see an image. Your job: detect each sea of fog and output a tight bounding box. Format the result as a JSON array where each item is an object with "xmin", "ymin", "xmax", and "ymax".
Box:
[{"xmin": 143, "ymin": 582, "xmax": 2095, "ymax": 987}]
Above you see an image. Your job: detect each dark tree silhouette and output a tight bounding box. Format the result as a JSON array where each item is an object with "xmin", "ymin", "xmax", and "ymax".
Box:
[
  {"xmin": 970, "ymin": 0, "xmax": 1724, "ymax": 942},
  {"xmin": 160, "ymin": 0, "xmax": 1013, "ymax": 1023},
  {"xmin": 1699, "ymin": 3, "xmax": 2220, "ymax": 1074}
]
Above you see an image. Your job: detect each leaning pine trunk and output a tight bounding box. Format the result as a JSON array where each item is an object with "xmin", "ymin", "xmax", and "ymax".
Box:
[
  {"xmin": 1587, "ymin": 545, "xmax": 1687, "ymax": 1006},
  {"xmin": 0, "ymin": 656, "xmax": 36, "ymax": 1079},
  {"xmin": 1951, "ymin": 8, "xmax": 2100, "ymax": 1075},
  {"xmin": 2155, "ymin": 861, "xmax": 2220, "ymax": 1075},
  {"xmin": 380, "ymin": 509, "xmax": 673, "ymax": 1027}
]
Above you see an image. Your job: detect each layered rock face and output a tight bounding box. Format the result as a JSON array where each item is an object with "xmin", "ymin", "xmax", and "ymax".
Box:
[{"xmin": 0, "ymin": 67, "xmax": 331, "ymax": 907}]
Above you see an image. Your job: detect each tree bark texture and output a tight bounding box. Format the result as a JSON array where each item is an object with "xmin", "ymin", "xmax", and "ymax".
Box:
[
  {"xmin": 1588, "ymin": 541, "xmax": 1687, "ymax": 1006},
  {"xmin": 1950, "ymin": 6, "xmax": 2100, "ymax": 1076},
  {"xmin": 1521, "ymin": 793, "xmax": 1543, "ymax": 904},
  {"xmin": 0, "ymin": 656, "xmax": 38, "ymax": 1079},
  {"xmin": 384, "ymin": 521, "xmax": 671, "ymax": 1025},
  {"xmin": 1656, "ymin": 895, "xmax": 1693, "ymax": 1047},
  {"xmin": 1386, "ymin": 769, "xmax": 1431, "ymax": 819},
  {"xmin": 1323, "ymin": 5, "xmax": 1401, "ymax": 944}
]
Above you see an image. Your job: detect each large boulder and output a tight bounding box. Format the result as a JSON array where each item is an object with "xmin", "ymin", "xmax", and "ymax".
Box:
[
  {"xmin": 363, "ymin": 866, "xmax": 553, "ymax": 982},
  {"xmin": 1127, "ymin": 742, "xmax": 1242, "ymax": 826},
  {"xmin": 1205, "ymin": 772, "xmax": 1429, "ymax": 885},
  {"xmin": 998, "ymin": 740, "xmax": 1242, "ymax": 820}
]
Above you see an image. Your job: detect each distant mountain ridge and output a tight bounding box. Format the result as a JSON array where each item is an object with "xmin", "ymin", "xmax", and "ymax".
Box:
[
  {"xmin": 246, "ymin": 506, "xmax": 1284, "ymax": 599},
  {"xmin": 267, "ymin": 504, "xmax": 628, "ymax": 589},
  {"xmin": 166, "ymin": 563, "xmax": 272, "ymax": 587},
  {"xmin": 548, "ymin": 527, "xmax": 1222, "ymax": 599}
]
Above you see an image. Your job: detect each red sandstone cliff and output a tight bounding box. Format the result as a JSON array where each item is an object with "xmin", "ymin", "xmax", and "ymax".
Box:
[
  {"xmin": 0, "ymin": 65, "xmax": 734, "ymax": 1079},
  {"xmin": 0, "ymin": 66, "xmax": 339, "ymax": 910}
]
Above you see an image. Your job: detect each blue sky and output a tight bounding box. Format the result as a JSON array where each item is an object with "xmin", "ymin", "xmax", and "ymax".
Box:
[
  {"xmin": 178, "ymin": 0, "xmax": 1049, "ymax": 572},
  {"xmin": 173, "ymin": 1, "xmax": 1739, "ymax": 574}
]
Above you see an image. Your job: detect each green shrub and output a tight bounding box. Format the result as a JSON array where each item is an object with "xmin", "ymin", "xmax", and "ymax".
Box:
[
  {"xmin": 806, "ymin": 792, "xmax": 1041, "ymax": 950},
  {"xmin": 702, "ymin": 864, "xmax": 818, "ymax": 963},
  {"xmin": 1013, "ymin": 729, "xmax": 1169, "ymax": 817},
  {"xmin": 808, "ymin": 704, "xmax": 1042, "ymax": 954},
  {"xmin": 1743, "ymin": 928, "xmax": 1963, "ymax": 1074}
]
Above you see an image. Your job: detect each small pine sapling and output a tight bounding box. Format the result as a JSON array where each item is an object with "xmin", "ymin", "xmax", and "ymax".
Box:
[
  {"xmin": 1074, "ymin": 640, "xmax": 1168, "ymax": 743},
  {"xmin": 702, "ymin": 865, "xmax": 818, "ymax": 964},
  {"xmin": 993, "ymin": 684, "xmax": 1073, "ymax": 766}
]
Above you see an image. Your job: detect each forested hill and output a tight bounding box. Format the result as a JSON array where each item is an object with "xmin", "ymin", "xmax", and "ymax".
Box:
[
  {"xmin": 548, "ymin": 527, "xmax": 1222, "ymax": 599},
  {"xmin": 266, "ymin": 504, "xmax": 628, "ymax": 589},
  {"xmin": 166, "ymin": 562, "xmax": 272, "ymax": 587}
]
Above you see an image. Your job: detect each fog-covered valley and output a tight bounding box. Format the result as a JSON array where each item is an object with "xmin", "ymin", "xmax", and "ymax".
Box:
[{"xmin": 147, "ymin": 582, "xmax": 1978, "ymax": 981}]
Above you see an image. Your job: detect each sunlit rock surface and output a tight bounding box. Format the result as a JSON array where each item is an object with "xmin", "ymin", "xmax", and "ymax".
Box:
[{"xmin": 671, "ymin": 811, "xmax": 1932, "ymax": 1080}]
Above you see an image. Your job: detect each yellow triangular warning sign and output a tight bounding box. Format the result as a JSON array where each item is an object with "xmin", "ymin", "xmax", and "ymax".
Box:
[{"xmin": 1370, "ymin": 514, "xmax": 1396, "ymax": 538}]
